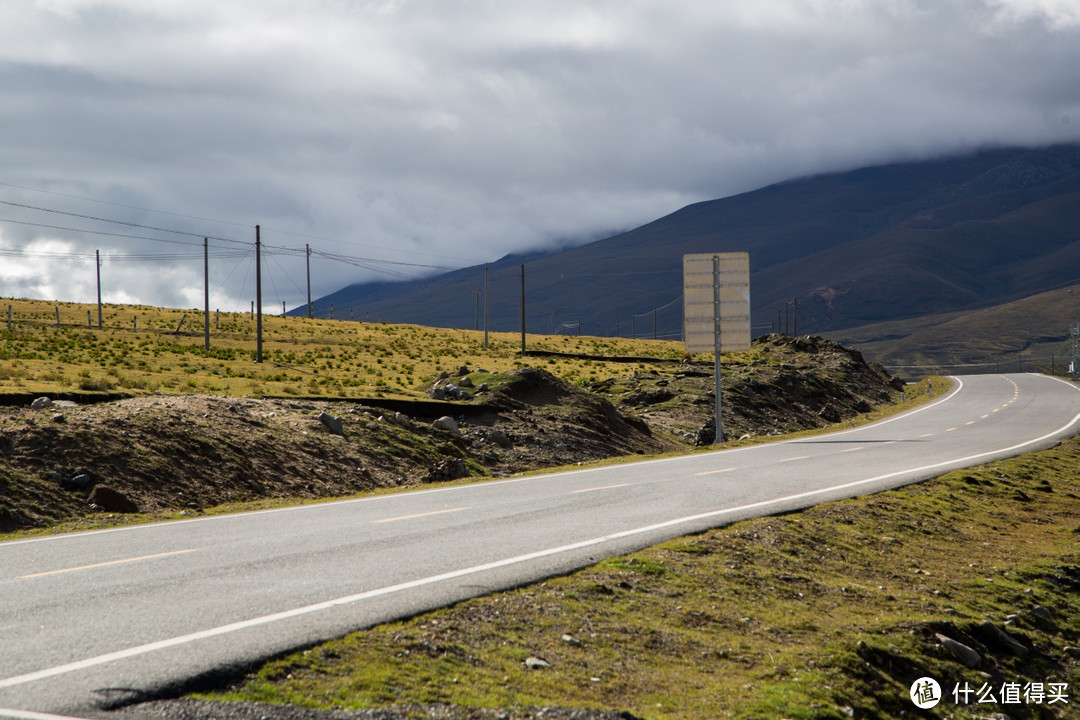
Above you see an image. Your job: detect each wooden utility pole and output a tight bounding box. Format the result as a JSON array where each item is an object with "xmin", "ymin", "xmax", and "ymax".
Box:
[
  {"xmin": 255, "ymin": 225, "xmax": 263, "ymax": 363},
  {"xmin": 95, "ymin": 250, "xmax": 103, "ymax": 329},
  {"xmin": 483, "ymin": 263, "xmax": 489, "ymax": 348},
  {"xmin": 306, "ymin": 244, "xmax": 313, "ymax": 318},
  {"xmin": 520, "ymin": 264, "xmax": 526, "ymax": 355},
  {"xmin": 203, "ymin": 238, "xmax": 210, "ymax": 351},
  {"xmin": 712, "ymin": 256, "xmax": 724, "ymax": 443}
]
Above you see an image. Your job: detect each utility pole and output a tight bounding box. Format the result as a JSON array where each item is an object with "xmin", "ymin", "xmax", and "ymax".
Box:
[
  {"xmin": 306, "ymin": 244, "xmax": 313, "ymax": 318},
  {"xmin": 255, "ymin": 225, "xmax": 263, "ymax": 363},
  {"xmin": 203, "ymin": 238, "xmax": 210, "ymax": 351},
  {"xmin": 792, "ymin": 298, "xmax": 798, "ymax": 337},
  {"xmin": 712, "ymin": 256, "xmax": 724, "ymax": 444},
  {"xmin": 520, "ymin": 263, "xmax": 526, "ymax": 355},
  {"xmin": 483, "ymin": 263, "xmax": 489, "ymax": 348},
  {"xmin": 95, "ymin": 250, "xmax": 103, "ymax": 329}
]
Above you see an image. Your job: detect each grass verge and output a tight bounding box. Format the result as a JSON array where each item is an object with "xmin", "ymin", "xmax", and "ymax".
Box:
[{"xmin": 199, "ymin": 434, "xmax": 1080, "ymax": 719}]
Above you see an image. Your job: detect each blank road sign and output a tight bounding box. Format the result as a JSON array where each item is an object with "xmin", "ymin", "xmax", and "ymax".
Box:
[{"xmin": 683, "ymin": 252, "xmax": 750, "ymax": 353}]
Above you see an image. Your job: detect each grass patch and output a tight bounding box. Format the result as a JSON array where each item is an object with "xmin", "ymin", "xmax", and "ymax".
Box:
[{"xmin": 0, "ymin": 298, "xmax": 690, "ymax": 400}]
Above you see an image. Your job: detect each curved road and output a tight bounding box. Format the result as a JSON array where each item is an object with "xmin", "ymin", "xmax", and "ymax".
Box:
[{"xmin": 3, "ymin": 373, "xmax": 1080, "ymax": 717}]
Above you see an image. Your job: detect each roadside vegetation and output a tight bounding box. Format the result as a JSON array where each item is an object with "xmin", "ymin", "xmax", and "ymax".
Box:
[{"xmin": 0, "ymin": 298, "xmax": 684, "ymax": 399}]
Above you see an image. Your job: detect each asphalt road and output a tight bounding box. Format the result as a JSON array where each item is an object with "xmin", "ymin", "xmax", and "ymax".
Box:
[{"xmin": 3, "ymin": 373, "xmax": 1080, "ymax": 718}]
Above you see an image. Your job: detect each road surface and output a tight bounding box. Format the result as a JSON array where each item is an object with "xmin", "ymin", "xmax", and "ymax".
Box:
[{"xmin": 2, "ymin": 373, "xmax": 1079, "ymax": 717}]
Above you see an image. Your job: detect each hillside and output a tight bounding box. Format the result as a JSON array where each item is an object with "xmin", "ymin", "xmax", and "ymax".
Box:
[
  {"xmin": 830, "ymin": 282, "xmax": 1080, "ymax": 374},
  {"xmin": 308, "ymin": 145, "xmax": 1080, "ymax": 341},
  {"xmin": 0, "ymin": 333, "xmax": 900, "ymax": 534}
]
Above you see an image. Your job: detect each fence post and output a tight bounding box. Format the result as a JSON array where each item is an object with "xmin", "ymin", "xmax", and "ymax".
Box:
[{"xmin": 55, "ymin": 306, "xmax": 61, "ymax": 327}]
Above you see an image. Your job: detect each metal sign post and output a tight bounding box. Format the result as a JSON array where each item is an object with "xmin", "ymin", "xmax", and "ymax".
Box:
[{"xmin": 683, "ymin": 252, "xmax": 750, "ymax": 444}]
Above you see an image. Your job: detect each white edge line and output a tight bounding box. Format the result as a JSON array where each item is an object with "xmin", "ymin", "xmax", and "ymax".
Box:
[
  {"xmin": 6, "ymin": 385, "xmax": 1077, "ymax": 692},
  {"xmin": 0, "ymin": 710, "xmax": 98, "ymax": 720}
]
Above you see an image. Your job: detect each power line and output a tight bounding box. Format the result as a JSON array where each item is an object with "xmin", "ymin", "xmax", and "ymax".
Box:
[
  {"xmin": 0, "ymin": 180, "xmax": 485, "ymax": 265},
  {"xmin": 0, "ymin": 217, "xmax": 221, "ymax": 248},
  {"xmin": 0, "ymin": 200, "xmax": 245, "ymax": 246}
]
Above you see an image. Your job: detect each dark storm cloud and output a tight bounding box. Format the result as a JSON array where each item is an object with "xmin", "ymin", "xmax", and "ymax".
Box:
[{"xmin": 1, "ymin": 0, "xmax": 1078, "ymax": 310}]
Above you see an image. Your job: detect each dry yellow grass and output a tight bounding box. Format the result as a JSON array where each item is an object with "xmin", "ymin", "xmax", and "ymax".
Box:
[{"xmin": 0, "ymin": 298, "xmax": 688, "ymax": 399}]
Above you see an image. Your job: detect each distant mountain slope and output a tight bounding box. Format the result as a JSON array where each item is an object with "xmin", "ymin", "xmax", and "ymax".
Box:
[
  {"xmin": 305, "ymin": 144, "xmax": 1080, "ymax": 338},
  {"xmin": 830, "ymin": 282, "xmax": 1080, "ymax": 374}
]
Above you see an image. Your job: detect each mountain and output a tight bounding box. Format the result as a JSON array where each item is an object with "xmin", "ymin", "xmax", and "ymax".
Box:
[{"xmin": 302, "ymin": 144, "xmax": 1080, "ymax": 341}]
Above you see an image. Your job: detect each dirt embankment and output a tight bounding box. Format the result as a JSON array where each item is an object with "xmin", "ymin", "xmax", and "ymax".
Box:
[{"xmin": 0, "ymin": 335, "xmax": 901, "ymax": 533}]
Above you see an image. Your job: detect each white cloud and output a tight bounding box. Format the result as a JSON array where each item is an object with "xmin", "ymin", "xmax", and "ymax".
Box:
[{"xmin": 0, "ymin": 0, "xmax": 1077, "ymax": 311}]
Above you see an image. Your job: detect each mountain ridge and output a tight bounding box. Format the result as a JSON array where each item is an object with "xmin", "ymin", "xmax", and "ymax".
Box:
[{"xmin": 303, "ymin": 144, "xmax": 1080, "ymax": 346}]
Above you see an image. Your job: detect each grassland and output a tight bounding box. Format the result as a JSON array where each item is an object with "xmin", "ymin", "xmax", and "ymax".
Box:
[{"xmin": 0, "ymin": 298, "xmax": 687, "ymax": 399}]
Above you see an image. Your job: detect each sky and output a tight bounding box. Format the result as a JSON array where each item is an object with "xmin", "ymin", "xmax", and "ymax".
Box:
[{"xmin": 1, "ymin": 0, "xmax": 1079, "ymax": 313}]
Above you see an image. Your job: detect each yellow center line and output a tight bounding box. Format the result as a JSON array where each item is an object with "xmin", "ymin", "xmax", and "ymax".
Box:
[
  {"xmin": 780, "ymin": 455, "xmax": 810, "ymax": 463},
  {"xmin": 920, "ymin": 433, "xmax": 934, "ymax": 438},
  {"xmin": 981, "ymin": 414, "xmax": 990, "ymax": 419},
  {"xmin": 571, "ymin": 483, "xmax": 632, "ymax": 494},
  {"xmin": 945, "ymin": 427, "xmax": 957, "ymax": 432},
  {"xmin": 374, "ymin": 507, "xmax": 470, "ymax": 524},
  {"xmin": 841, "ymin": 447, "xmax": 864, "ymax": 453},
  {"xmin": 965, "ymin": 420, "xmax": 977, "ymax": 426},
  {"xmin": 694, "ymin": 468, "xmax": 736, "ymax": 477},
  {"xmin": 18, "ymin": 549, "xmax": 199, "ymax": 580},
  {"xmin": 993, "ymin": 408, "xmax": 1001, "ymax": 413}
]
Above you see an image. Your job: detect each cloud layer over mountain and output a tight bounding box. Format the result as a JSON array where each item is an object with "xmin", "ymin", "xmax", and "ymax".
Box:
[{"xmin": 2, "ymin": 0, "xmax": 1079, "ymax": 310}]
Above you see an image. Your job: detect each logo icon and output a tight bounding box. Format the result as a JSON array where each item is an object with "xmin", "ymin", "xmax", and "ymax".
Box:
[{"xmin": 910, "ymin": 677, "xmax": 942, "ymax": 709}]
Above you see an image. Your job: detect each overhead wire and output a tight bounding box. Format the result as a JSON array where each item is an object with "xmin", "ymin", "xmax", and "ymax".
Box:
[{"xmin": 0, "ymin": 200, "xmax": 245, "ymax": 245}]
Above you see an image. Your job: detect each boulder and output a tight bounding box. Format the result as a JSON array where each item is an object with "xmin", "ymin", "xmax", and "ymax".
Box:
[
  {"xmin": 88, "ymin": 486, "xmax": 140, "ymax": 514},
  {"xmin": 30, "ymin": 397, "xmax": 52, "ymax": 410},
  {"xmin": 316, "ymin": 412, "xmax": 345, "ymax": 436},
  {"xmin": 433, "ymin": 416, "xmax": 459, "ymax": 433},
  {"xmin": 935, "ymin": 633, "xmax": 981, "ymax": 667},
  {"xmin": 424, "ymin": 457, "xmax": 467, "ymax": 482}
]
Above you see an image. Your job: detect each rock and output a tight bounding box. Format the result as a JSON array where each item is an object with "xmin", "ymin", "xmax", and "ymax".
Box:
[
  {"xmin": 429, "ymin": 387, "xmax": 447, "ymax": 400},
  {"xmin": 31, "ymin": 397, "xmax": 52, "ymax": 410},
  {"xmin": 392, "ymin": 412, "xmax": 413, "ymax": 428},
  {"xmin": 88, "ymin": 486, "xmax": 140, "ymax": 513},
  {"xmin": 818, "ymin": 404, "xmax": 842, "ymax": 423},
  {"xmin": 485, "ymin": 429, "xmax": 512, "ymax": 448},
  {"xmin": 424, "ymin": 457, "xmax": 467, "ymax": 482},
  {"xmin": 457, "ymin": 375, "xmax": 474, "ymax": 388},
  {"xmin": 524, "ymin": 656, "xmax": 551, "ymax": 669},
  {"xmin": 1031, "ymin": 605, "xmax": 1054, "ymax": 621},
  {"xmin": 1029, "ymin": 605, "xmax": 1059, "ymax": 632},
  {"xmin": 316, "ymin": 412, "xmax": 345, "ymax": 436},
  {"xmin": 433, "ymin": 416, "xmax": 459, "ymax": 433},
  {"xmin": 562, "ymin": 634, "xmax": 582, "ymax": 646},
  {"xmin": 976, "ymin": 620, "xmax": 1029, "ymax": 657},
  {"xmin": 1063, "ymin": 646, "xmax": 1080, "ymax": 658},
  {"xmin": 456, "ymin": 365, "xmax": 471, "ymax": 377},
  {"xmin": 935, "ymin": 633, "xmax": 982, "ymax": 667},
  {"xmin": 56, "ymin": 472, "xmax": 97, "ymax": 492},
  {"xmin": 52, "ymin": 413, "xmax": 66, "ymax": 423}
]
